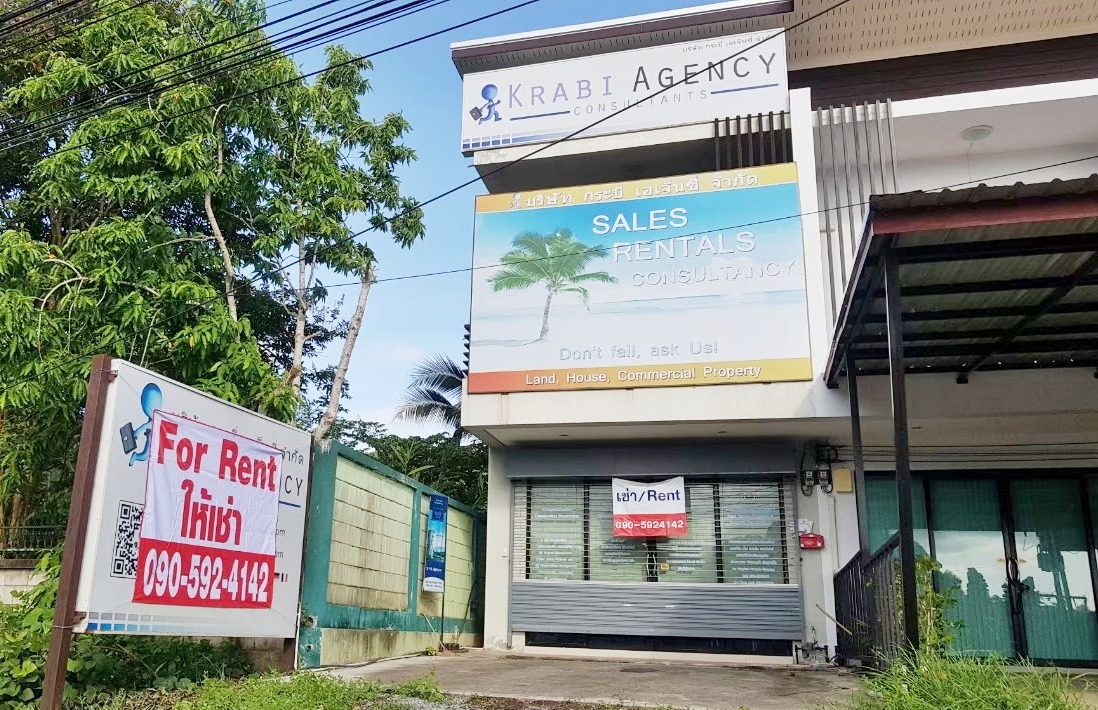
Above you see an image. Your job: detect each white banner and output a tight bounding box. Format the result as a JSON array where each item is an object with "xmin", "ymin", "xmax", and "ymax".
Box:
[
  {"xmin": 133, "ymin": 414, "xmax": 281, "ymax": 608},
  {"xmin": 74, "ymin": 360, "xmax": 310, "ymax": 637},
  {"xmin": 612, "ymin": 477, "xmax": 688, "ymax": 537},
  {"xmin": 460, "ymin": 30, "xmax": 787, "ymax": 152}
]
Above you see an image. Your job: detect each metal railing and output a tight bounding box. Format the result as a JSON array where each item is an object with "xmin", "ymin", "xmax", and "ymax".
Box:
[
  {"xmin": 834, "ymin": 532, "xmax": 903, "ymax": 665},
  {"xmin": 0, "ymin": 526, "xmax": 64, "ymax": 557}
]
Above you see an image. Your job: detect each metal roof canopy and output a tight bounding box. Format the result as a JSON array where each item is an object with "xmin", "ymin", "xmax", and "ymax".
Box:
[
  {"xmin": 825, "ymin": 174, "xmax": 1098, "ymax": 655},
  {"xmin": 825, "ymin": 175, "xmax": 1098, "ymax": 388}
]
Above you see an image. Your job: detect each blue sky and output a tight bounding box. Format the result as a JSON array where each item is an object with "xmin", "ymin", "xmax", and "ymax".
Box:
[{"xmin": 289, "ymin": 0, "xmax": 731, "ymax": 434}]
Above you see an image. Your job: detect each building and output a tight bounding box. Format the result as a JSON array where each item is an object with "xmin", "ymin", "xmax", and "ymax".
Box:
[{"xmin": 452, "ymin": 0, "xmax": 1098, "ymax": 664}]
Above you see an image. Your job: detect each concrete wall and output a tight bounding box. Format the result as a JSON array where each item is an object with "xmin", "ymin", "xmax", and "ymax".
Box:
[
  {"xmin": 0, "ymin": 560, "xmax": 39, "ymax": 605},
  {"xmin": 299, "ymin": 444, "xmax": 485, "ymax": 668}
]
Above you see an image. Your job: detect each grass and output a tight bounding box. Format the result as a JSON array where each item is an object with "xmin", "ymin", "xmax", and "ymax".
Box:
[
  {"xmin": 847, "ymin": 651, "xmax": 1090, "ymax": 710},
  {"xmin": 83, "ymin": 672, "xmax": 447, "ymax": 710}
]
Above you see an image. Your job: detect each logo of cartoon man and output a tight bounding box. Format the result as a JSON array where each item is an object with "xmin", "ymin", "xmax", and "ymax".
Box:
[
  {"xmin": 119, "ymin": 383, "xmax": 162, "ymax": 466},
  {"xmin": 468, "ymin": 84, "xmax": 502, "ymax": 124}
]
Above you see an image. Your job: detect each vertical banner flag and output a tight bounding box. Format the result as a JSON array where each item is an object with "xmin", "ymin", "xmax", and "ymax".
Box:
[
  {"xmin": 133, "ymin": 412, "xmax": 280, "ymax": 608},
  {"xmin": 612, "ymin": 477, "xmax": 688, "ymax": 538},
  {"xmin": 423, "ymin": 494, "xmax": 448, "ymax": 593}
]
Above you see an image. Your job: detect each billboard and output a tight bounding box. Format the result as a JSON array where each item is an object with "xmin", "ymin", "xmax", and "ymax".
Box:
[
  {"xmin": 468, "ymin": 164, "xmax": 811, "ymax": 393},
  {"xmin": 460, "ymin": 29, "xmax": 787, "ymax": 152},
  {"xmin": 74, "ymin": 360, "xmax": 310, "ymax": 637},
  {"xmin": 422, "ymin": 494, "xmax": 448, "ymax": 593},
  {"xmin": 612, "ymin": 478, "xmax": 687, "ymax": 538}
]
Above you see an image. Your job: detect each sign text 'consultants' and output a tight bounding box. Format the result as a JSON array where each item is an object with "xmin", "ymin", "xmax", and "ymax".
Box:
[
  {"xmin": 467, "ymin": 164, "xmax": 811, "ymax": 393},
  {"xmin": 460, "ymin": 30, "xmax": 787, "ymax": 152}
]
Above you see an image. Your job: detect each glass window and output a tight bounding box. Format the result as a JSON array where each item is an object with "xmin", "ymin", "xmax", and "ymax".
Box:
[
  {"xmin": 866, "ymin": 475, "xmax": 929, "ymax": 555},
  {"xmin": 527, "ymin": 484, "xmax": 584, "ymax": 581},
  {"xmin": 929, "ymin": 478, "xmax": 1013, "ymax": 657},
  {"xmin": 589, "ymin": 484, "xmax": 649, "ymax": 582},
  {"xmin": 656, "ymin": 484, "xmax": 719, "ymax": 583},
  {"xmin": 524, "ymin": 479, "xmax": 793, "ymax": 585},
  {"xmin": 721, "ymin": 482, "xmax": 789, "ymax": 584}
]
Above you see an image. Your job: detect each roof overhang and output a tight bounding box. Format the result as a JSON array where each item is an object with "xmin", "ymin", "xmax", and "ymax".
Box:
[
  {"xmin": 825, "ymin": 175, "xmax": 1098, "ymax": 387},
  {"xmin": 450, "ymin": 0, "xmax": 793, "ymax": 76}
]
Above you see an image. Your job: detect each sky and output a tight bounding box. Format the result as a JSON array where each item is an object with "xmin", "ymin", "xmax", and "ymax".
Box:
[{"xmin": 286, "ymin": 0, "xmax": 733, "ymax": 435}]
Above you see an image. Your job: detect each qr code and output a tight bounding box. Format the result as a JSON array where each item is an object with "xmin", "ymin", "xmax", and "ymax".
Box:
[{"xmin": 111, "ymin": 501, "xmax": 144, "ymax": 579}]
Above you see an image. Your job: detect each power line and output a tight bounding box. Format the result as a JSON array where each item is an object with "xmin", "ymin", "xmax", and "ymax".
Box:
[
  {"xmin": 0, "ymin": 0, "xmax": 155, "ymax": 62},
  {"xmin": 0, "ymin": 0, "xmax": 548, "ymax": 393},
  {"xmin": 14, "ymin": 0, "xmax": 1081, "ymax": 397},
  {"xmin": 1, "ymin": 0, "xmax": 414, "ymax": 144},
  {"xmin": 260, "ymin": 152, "xmax": 1098, "ymax": 293},
  {"xmin": 0, "ymin": 0, "xmax": 90, "ymax": 40}
]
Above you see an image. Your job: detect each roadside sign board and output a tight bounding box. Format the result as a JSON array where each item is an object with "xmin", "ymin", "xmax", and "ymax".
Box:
[
  {"xmin": 422, "ymin": 494, "xmax": 448, "ymax": 593},
  {"xmin": 73, "ymin": 360, "xmax": 310, "ymax": 637}
]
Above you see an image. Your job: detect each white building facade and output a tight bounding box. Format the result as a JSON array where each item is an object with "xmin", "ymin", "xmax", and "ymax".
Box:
[{"xmin": 453, "ymin": 0, "xmax": 1098, "ymax": 664}]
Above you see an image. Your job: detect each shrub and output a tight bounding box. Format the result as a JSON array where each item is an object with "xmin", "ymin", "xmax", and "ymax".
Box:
[
  {"xmin": 851, "ymin": 650, "xmax": 1088, "ymax": 710},
  {"xmin": 0, "ymin": 554, "xmax": 254, "ymax": 709}
]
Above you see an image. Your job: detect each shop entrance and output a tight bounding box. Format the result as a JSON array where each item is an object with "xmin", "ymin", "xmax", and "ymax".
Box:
[{"xmin": 869, "ymin": 474, "xmax": 1098, "ymax": 664}]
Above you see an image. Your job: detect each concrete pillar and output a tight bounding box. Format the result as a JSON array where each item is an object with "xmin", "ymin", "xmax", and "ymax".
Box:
[
  {"xmin": 483, "ymin": 447, "xmax": 512, "ymax": 649},
  {"xmin": 788, "ymin": 86, "xmax": 831, "ymax": 376}
]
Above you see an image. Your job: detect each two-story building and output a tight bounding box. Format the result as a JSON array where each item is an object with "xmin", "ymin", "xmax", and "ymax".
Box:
[{"xmin": 453, "ymin": 0, "xmax": 1098, "ymax": 665}]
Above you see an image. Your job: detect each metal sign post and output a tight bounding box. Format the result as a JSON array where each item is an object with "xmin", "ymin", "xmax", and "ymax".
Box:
[{"xmin": 42, "ymin": 355, "xmax": 114, "ymax": 710}]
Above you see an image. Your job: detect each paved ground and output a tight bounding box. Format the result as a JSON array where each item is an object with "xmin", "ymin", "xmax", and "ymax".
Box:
[{"xmin": 327, "ymin": 651, "xmax": 863, "ymax": 710}]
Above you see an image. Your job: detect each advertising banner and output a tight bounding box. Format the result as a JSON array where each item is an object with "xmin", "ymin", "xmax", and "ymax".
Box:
[
  {"xmin": 468, "ymin": 164, "xmax": 810, "ymax": 393},
  {"xmin": 423, "ymin": 494, "xmax": 448, "ymax": 593},
  {"xmin": 133, "ymin": 413, "xmax": 280, "ymax": 609},
  {"xmin": 460, "ymin": 29, "xmax": 787, "ymax": 152},
  {"xmin": 74, "ymin": 360, "xmax": 310, "ymax": 638},
  {"xmin": 612, "ymin": 477, "xmax": 688, "ymax": 538}
]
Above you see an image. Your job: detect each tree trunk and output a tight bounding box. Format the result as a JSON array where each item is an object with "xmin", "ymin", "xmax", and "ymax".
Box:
[
  {"xmin": 290, "ymin": 234, "xmax": 308, "ymax": 398},
  {"xmin": 539, "ymin": 288, "xmax": 553, "ymax": 340},
  {"xmin": 314, "ymin": 265, "xmax": 375, "ymax": 443},
  {"xmin": 204, "ymin": 190, "xmax": 238, "ymax": 322}
]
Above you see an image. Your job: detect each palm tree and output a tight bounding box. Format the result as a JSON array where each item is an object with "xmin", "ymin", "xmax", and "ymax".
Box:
[
  {"xmin": 489, "ymin": 229, "xmax": 616, "ymax": 341},
  {"xmin": 396, "ymin": 353, "xmax": 465, "ymax": 442}
]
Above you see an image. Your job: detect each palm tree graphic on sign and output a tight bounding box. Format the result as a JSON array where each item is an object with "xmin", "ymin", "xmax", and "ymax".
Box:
[{"xmin": 489, "ymin": 229, "xmax": 616, "ymax": 341}]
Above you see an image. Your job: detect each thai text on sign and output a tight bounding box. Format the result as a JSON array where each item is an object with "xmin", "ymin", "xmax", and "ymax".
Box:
[
  {"xmin": 611, "ymin": 477, "xmax": 687, "ymax": 538},
  {"xmin": 133, "ymin": 412, "xmax": 280, "ymax": 608}
]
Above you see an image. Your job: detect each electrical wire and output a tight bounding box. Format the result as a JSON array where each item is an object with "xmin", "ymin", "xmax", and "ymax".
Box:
[
  {"xmin": 0, "ymin": 0, "xmax": 414, "ymax": 141},
  {"xmin": 10, "ymin": 0, "xmax": 1091, "ymax": 396},
  {"xmin": 0, "ymin": 0, "xmax": 155, "ymax": 62},
  {"xmin": 0, "ymin": 0, "xmax": 90, "ymax": 40}
]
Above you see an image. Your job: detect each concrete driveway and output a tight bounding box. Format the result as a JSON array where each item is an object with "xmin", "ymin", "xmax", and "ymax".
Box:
[{"xmin": 327, "ymin": 651, "xmax": 862, "ymax": 710}]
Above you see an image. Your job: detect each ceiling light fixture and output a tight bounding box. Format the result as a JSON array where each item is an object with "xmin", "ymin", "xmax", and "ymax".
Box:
[{"xmin": 960, "ymin": 125, "xmax": 994, "ymax": 142}]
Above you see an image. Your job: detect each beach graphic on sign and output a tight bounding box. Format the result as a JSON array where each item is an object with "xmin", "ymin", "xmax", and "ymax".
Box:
[{"xmin": 468, "ymin": 165, "xmax": 811, "ymax": 392}]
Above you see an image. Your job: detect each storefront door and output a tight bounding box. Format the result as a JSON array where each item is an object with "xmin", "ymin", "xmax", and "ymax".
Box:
[
  {"xmin": 870, "ymin": 474, "xmax": 1098, "ymax": 663},
  {"xmin": 1009, "ymin": 480, "xmax": 1098, "ymax": 661}
]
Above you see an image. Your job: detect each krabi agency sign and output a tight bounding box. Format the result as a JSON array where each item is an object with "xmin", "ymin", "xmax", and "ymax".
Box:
[
  {"xmin": 468, "ymin": 164, "xmax": 811, "ymax": 393},
  {"xmin": 133, "ymin": 414, "xmax": 280, "ymax": 608},
  {"xmin": 612, "ymin": 477, "xmax": 687, "ymax": 537},
  {"xmin": 460, "ymin": 29, "xmax": 787, "ymax": 152},
  {"xmin": 74, "ymin": 360, "xmax": 310, "ymax": 637}
]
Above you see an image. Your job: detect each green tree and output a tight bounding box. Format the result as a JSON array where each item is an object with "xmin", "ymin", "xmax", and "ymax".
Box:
[
  {"xmin": 488, "ymin": 229, "xmax": 616, "ymax": 340},
  {"xmin": 336, "ymin": 421, "xmax": 488, "ymax": 509},
  {"xmin": 0, "ymin": 0, "xmax": 423, "ymax": 523},
  {"xmin": 396, "ymin": 353, "xmax": 466, "ymax": 442}
]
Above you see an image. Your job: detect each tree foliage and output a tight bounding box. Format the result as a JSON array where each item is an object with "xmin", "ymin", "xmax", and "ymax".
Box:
[
  {"xmin": 0, "ymin": 0, "xmax": 423, "ymax": 523},
  {"xmin": 395, "ymin": 353, "xmax": 466, "ymax": 441},
  {"xmin": 336, "ymin": 421, "xmax": 488, "ymax": 510}
]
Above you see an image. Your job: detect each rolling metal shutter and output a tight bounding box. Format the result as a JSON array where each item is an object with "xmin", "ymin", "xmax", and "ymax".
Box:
[{"xmin": 510, "ymin": 478, "xmax": 803, "ymax": 640}]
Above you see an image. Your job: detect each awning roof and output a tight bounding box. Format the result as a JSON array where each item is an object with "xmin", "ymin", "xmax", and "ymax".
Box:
[{"xmin": 825, "ymin": 175, "xmax": 1098, "ymax": 386}]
